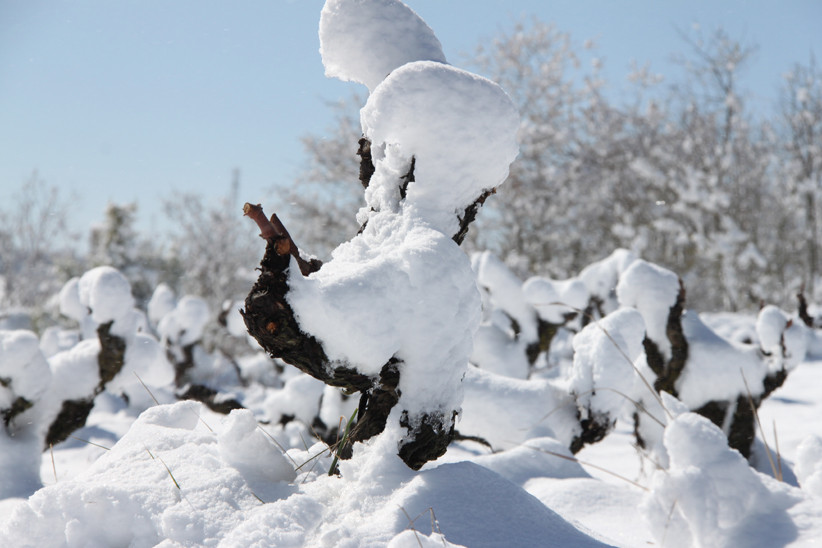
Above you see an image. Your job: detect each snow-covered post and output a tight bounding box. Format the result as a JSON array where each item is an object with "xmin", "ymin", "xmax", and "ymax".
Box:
[{"xmin": 243, "ymin": 0, "xmax": 519, "ymax": 470}]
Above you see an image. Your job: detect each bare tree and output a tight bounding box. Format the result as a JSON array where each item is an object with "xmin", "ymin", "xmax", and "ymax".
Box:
[
  {"xmin": 162, "ymin": 185, "xmax": 259, "ymax": 310},
  {"xmin": 0, "ymin": 173, "xmax": 78, "ymax": 315}
]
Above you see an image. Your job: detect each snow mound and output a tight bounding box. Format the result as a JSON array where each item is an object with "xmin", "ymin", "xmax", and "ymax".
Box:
[
  {"xmin": 523, "ymin": 275, "xmax": 588, "ymax": 324},
  {"xmin": 460, "ymin": 366, "xmax": 579, "ymax": 448},
  {"xmin": 319, "ymin": 0, "xmax": 446, "ymax": 92},
  {"xmin": 643, "ymin": 412, "xmax": 800, "ymax": 548},
  {"xmin": 77, "ymin": 266, "xmax": 134, "ymax": 326},
  {"xmin": 147, "ymin": 283, "xmax": 176, "ymax": 327},
  {"xmin": 1, "ymin": 401, "xmax": 296, "ymax": 546},
  {"xmin": 389, "ymin": 462, "xmax": 610, "ymax": 548},
  {"xmin": 795, "ymin": 435, "xmax": 822, "ymax": 497}
]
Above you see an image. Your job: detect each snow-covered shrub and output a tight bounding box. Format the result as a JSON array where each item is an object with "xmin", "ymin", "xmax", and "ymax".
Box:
[
  {"xmin": 153, "ymin": 289, "xmax": 212, "ymax": 385},
  {"xmin": 147, "ymin": 284, "xmax": 253, "ymax": 415},
  {"xmin": 472, "ymin": 251, "xmax": 590, "ymax": 378},
  {"xmin": 1, "ymin": 267, "xmax": 175, "ymax": 497},
  {"xmin": 1, "ymin": 266, "xmax": 175, "ymax": 495},
  {"xmin": 242, "ymin": 0, "xmax": 519, "ymax": 470},
  {"xmin": 459, "ymin": 365, "xmax": 580, "ymax": 450},
  {"xmin": 0, "ymin": 330, "xmax": 52, "ymax": 497},
  {"xmin": 578, "ymin": 248, "xmax": 638, "ymax": 319},
  {"xmin": 569, "ymin": 257, "xmax": 810, "ymax": 460},
  {"xmin": 642, "ymin": 411, "xmax": 799, "ymax": 548},
  {"xmin": 569, "ymin": 308, "xmax": 650, "ymax": 453}
]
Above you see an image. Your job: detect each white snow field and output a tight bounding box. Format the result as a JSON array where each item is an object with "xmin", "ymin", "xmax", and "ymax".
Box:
[{"xmin": 2, "ymin": 1, "xmax": 822, "ymax": 547}]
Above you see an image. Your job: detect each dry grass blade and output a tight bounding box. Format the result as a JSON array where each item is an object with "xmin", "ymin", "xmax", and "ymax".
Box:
[
  {"xmin": 570, "ymin": 387, "xmax": 666, "ymax": 428},
  {"xmin": 144, "ymin": 447, "xmax": 196, "ymax": 510},
  {"xmin": 133, "ymin": 371, "xmax": 160, "ymax": 406},
  {"xmin": 592, "ymin": 315, "xmax": 672, "ymax": 421},
  {"xmin": 49, "ymin": 444, "xmax": 57, "ymax": 483},
  {"xmin": 295, "ymin": 446, "xmax": 330, "ymax": 472},
  {"xmin": 523, "ymin": 444, "xmax": 648, "ymax": 491},
  {"xmin": 250, "ymin": 490, "xmax": 265, "ymax": 504},
  {"xmin": 741, "ymin": 370, "xmax": 781, "ymax": 481},
  {"xmin": 398, "ymin": 506, "xmax": 425, "ymax": 548},
  {"xmin": 256, "ymin": 424, "xmax": 300, "ymax": 468},
  {"xmin": 773, "ymin": 420, "xmax": 784, "ymax": 481},
  {"xmin": 398, "ymin": 506, "xmax": 447, "ymax": 546},
  {"xmin": 157, "ymin": 454, "xmax": 181, "ymax": 490},
  {"xmin": 69, "ymin": 435, "xmax": 111, "ymax": 451},
  {"xmin": 661, "ymin": 499, "xmax": 678, "ymax": 548},
  {"xmin": 328, "ymin": 408, "xmax": 358, "ymax": 476}
]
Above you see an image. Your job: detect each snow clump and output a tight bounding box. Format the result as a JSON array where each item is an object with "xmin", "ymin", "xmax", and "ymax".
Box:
[
  {"xmin": 616, "ymin": 259, "xmax": 680, "ymax": 359},
  {"xmin": 795, "ymin": 435, "xmax": 822, "ymax": 497},
  {"xmin": 642, "ymin": 412, "xmax": 800, "ymax": 548},
  {"xmin": 0, "ymin": 330, "xmax": 51, "ymax": 409},
  {"xmin": 319, "ymin": 0, "xmax": 446, "ymax": 93},
  {"xmin": 570, "ymin": 307, "xmax": 647, "ymax": 422}
]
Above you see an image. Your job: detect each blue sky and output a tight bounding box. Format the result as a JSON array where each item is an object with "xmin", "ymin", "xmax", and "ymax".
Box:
[{"xmin": 1, "ymin": 0, "xmax": 820, "ymax": 242}]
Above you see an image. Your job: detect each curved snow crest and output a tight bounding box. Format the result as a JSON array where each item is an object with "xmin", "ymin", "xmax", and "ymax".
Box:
[
  {"xmin": 224, "ymin": 453, "xmax": 610, "ymax": 547},
  {"xmin": 361, "ymin": 60, "xmax": 520, "ymax": 237},
  {"xmin": 319, "ymin": 0, "xmax": 446, "ymax": 92}
]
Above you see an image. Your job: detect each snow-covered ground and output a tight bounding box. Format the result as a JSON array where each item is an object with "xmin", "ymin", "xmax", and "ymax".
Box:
[
  {"xmin": 0, "ymin": 354, "xmax": 820, "ymax": 546},
  {"xmin": 2, "ymin": 1, "xmax": 822, "ymax": 547}
]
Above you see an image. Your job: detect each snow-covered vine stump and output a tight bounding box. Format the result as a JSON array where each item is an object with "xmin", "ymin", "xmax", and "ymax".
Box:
[
  {"xmin": 570, "ymin": 259, "xmax": 810, "ymax": 462},
  {"xmin": 242, "ymin": 0, "xmax": 519, "ymax": 470}
]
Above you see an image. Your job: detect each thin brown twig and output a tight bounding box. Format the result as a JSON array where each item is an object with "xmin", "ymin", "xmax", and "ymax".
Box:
[{"xmin": 243, "ymin": 202, "xmax": 315, "ymax": 276}]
